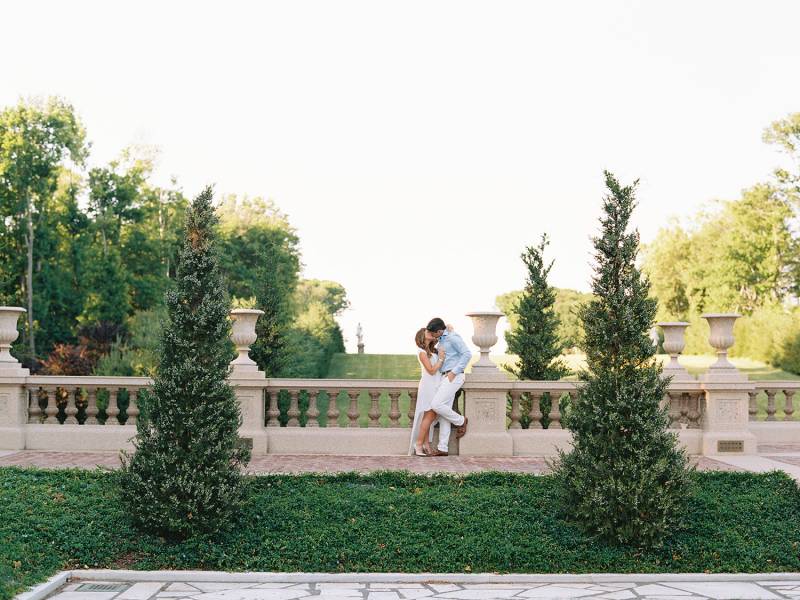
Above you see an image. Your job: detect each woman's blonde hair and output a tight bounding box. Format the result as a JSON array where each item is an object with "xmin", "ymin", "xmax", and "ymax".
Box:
[{"xmin": 415, "ymin": 328, "xmax": 437, "ymax": 356}]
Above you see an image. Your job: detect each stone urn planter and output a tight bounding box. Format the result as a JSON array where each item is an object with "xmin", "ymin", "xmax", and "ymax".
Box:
[
  {"xmin": 230, "ymin": 308, "xmax": 265, "ymax": 377},
  {"xmin": 466, "ymin": 311, "xmax": 504, "ymax": 375},
  {"xmin": 657, "ymin": 321, "xmax": 694, "ymax": 382},
  {"xmin": 0, "ymin": 307, "xmax": 27, "ymax": 374},
  {"xmin": 701, "ymin": 313, "xmax": 746, "ymax": 382}
]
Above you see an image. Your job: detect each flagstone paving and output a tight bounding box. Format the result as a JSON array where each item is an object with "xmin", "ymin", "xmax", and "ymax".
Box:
[
  {"xmin": 0, "ymin": 451, "xmax": 749, "ymax": 474},
  {"xmin": 36, "ymin": 578, "xmax": 800, "ymax": 600}
]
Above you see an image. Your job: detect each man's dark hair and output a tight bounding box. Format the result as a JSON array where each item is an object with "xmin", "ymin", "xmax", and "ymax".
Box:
[{"xmin": 426, "ymin": 317, "xmax": 446, "ymax": 332}]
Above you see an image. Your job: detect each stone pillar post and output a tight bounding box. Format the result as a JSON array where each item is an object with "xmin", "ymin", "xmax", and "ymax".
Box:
[
  {"xmin": 699, "ymin": 313, "xmax": 756, "ymax": 455},
  {"xmin": 0, "ymin": 307, "xmax": 30, "ymax": 450},
  {"xmin": 459, "ymin": 311, "xmax": 513, "ymax": 456},
  {"xmin": 229, "ymin": 309, "xmax": 268, "ymax": 456}
]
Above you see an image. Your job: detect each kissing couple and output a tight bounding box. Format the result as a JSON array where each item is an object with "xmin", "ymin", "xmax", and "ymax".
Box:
[{"xmin": 408, "ymin": 317, "xmax": 470, "ymax": 457}]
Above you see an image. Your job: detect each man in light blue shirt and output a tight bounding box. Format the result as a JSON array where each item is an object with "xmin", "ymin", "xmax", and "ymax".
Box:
[{"xmin": 426, "ymin": 317, "xmax": 470, "ymax": 455}]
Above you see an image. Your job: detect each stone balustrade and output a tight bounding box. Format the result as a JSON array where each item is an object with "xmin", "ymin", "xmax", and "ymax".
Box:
[{"xmin": 1, "ymin": 306, "xmax": 798, "ymax": 456}]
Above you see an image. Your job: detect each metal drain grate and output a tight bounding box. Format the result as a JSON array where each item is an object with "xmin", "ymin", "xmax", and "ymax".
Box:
[{"xmin": 76, "ymin": 583, "xmax": 129, "ymax": 592}]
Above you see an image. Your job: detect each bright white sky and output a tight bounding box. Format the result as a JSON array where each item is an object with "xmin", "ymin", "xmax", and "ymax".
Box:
[{"xmin": 3, "ymin": 1, "xmax": 799, "ymax": 354}]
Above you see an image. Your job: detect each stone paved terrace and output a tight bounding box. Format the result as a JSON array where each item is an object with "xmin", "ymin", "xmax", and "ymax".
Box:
[
  {"xmin": 25, "ymin": 574, "xmax": 800, "ymax": 600},
  {"xmin": 3, "ymin": 447, "xmax": 800, "ymax": 477}
]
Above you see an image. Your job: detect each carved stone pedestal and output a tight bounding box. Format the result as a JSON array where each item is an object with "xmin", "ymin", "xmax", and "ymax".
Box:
[{"xmin": 459, "ymin": 370, "xmax": 514, "ymax": 456}]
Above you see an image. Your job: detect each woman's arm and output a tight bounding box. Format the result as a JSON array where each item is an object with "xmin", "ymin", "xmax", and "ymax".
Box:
[{"xmin": 418, "ymin": 351, "xmax": 443, "ymax": 375}]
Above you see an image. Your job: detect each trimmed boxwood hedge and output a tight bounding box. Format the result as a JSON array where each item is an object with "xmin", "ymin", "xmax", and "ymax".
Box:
[{"xmin": 2, "ymin": 468, "xmax": 799, "ymax": 600}]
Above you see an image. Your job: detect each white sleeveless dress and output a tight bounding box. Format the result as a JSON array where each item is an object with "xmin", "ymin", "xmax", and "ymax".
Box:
[{"xmin": 408, "ymin": 349, "xmax": 443, "ymax": 454}]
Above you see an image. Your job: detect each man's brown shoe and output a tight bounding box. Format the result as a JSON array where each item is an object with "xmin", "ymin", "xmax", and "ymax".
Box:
[
  {"xmin": 430, "ymin": 449, "xmax": 449, "ymax": 456},
  {"xmin": 456, "ymin": 417, "xmax": 469, "ymax": 438}
]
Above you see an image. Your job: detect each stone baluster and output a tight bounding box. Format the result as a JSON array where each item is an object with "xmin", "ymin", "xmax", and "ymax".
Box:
[
  {"xmin": 44, "ymin": 387, "xmax": 58, "ymax": 423},
  {"xmin": 679, "ymin": 393, "xmax": 690, "ymax": 427},
  {"xmin": 528, "ymin": 392, "xmax": 543, "ymax": 429},
  {"xmin": 64, "ymin": 388, "xmax": 78, "ymax": 424},
  {"xmin": 783, "ymin": 389, "xmax": 795, "ymax": 422},
  {"xmin": 748, "ymin": 391, "xmax": 759, "ymax": 421},
  {"xmin": 388, "ymin": 392, "xmax": 401, "ymax": 427},
  {"xmin": 28, "ymin": 388, "xmax": 42, "ymax": 423},
  {"xmin": 666, "ymin": 392, "xmax": 681, "ymax": 427},
  {"xmin": 127, "ymin": 390, "xmax": 140, "ymax": 426},
  {"xmin": 548, "ymin": 392, "xmax": 562, "ymax": 429},
  {"xmin": 106, "ymin": 388, "xmax": 120, "ymax": 425},
  {"xmin": 267, "ymin": 390, "xmax": 280, "ymax": 426},
  {"xmin": 326, "ymin": 390, "xmax": 340, "ymax": 427},
  {"xmin": 688, "ymin": 393, "xmax": 702, "ymax": 429},
  {"xmin": 347, "ymin": 391, "xmax": 360, "ymax": 428},
  {"xmin": 509, "ymin": 391, "xmax": 522, "ymax": 429},
  {"xmin": 306, "ymin": 390, "xmax": 320, "ymax": 427},
  {"xmin": 407, "ymin": 391, "xmax": 417, "ymax": 423},
  {"xmin": 367, "ymin": 390, "xmax": 381, "ymax": 427},
  {"xmin": 287, "ymin": 390, "xmax": 301, "ymax": 427},
  {"xmin": 765, "ymin": 389, "xmax": 777, "ymax": 421},
  {"xmin": 85, "ymin": 388, "xmax": 99, "ymax": 425}
]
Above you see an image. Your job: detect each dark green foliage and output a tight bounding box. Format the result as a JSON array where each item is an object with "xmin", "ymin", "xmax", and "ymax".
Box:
[
  {"xmin": 119, "ymin": 187, "xmax": 250, "ymax": 539},
  {"xmin": 250, "ymin": 239, "xmax": 298, "ymax": 376},
  {"xmin": 552, "ymin": 172, "xmax": 692, "ymax": 547},
  {"xmin": 80, "ymin": 246, "xmax": 131, "ymax": 327},
  {"xmin": 504, "ymin": 234, "xmax": 569, "ymax": 381},
  {"xmin": 0, "ymin": 98, "xmax": 88, "ymax": 358},
  {"xmin": 779, "ymin": 328, "xmax": 800, "ymax": 375},
  {"xmin": 282, "ymin": 280, "xmax": 349, "ymax": 377},
  {"xmin": 2, "ymin": 469, "xmax": 800, "ymax": 600}
]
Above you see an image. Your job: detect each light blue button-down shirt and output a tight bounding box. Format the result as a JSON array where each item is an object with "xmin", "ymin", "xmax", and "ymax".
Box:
[{"xmin": 437, "ymin": 330, "xmax": 472, "ymax": 375}]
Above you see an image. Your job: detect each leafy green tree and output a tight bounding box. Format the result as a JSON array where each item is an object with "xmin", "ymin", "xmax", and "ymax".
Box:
[
  {"xmin": 552, "ymin": 172, "xmax": 692, "ymax": 547},
  {"xmin": 79, "ymin": 245, "xmax": 131, "ymax": 327},
  {"xmin": 504, "ymin": 234, "xmax": 569, "ymax": 381},
  {"xmin": 122, "ymin": 180, "xmax": 187, "ymax": 311},
  {"xmin": 763, "ymin": 112, "xmax": 800, "ymax": 211},
  {"xmin": 216, "ymin": 194, "xmax": 300, "ymax": 300},
  {"xmin": 283, "ymin": 281, "xmax": 348, "ymax": 378},
  {"xmin": 120, "ymin": 186, "xmax": 250, "ymax": 539},
  {"xmin": 0, "ymin": 97, "xmax": 87, "ymax": 358},
  {"xmin": 87, "ymin": 157, "xmax": 146, "ymax": 251},
  {"xmin": 30, "ymin": 170, "xmax": 92, "ymax": 354}
]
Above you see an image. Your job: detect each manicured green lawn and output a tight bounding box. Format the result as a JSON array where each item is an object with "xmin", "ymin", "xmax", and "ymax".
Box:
[
  {"xmin": 327, "ymin": 354, "xmax": 421, "ymax": 379},
  {"xmin": 328, "ymin": 353, "xmax": 800, "ymax": 382},
  {"xmin": 2, "ymin": 469, "xmax": 800, "ymax": 600}
]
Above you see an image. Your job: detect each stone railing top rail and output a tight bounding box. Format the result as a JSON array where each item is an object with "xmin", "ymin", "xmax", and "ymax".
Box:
[
  {"xmin": 753, "ymin": 381, "xmax": 800, "ymax": 389},
  {"xmin": 265, "ymin": 378, "xmax": 418, "ymax": 390},
  {"xmin": 24, "ymin": 375, "xmax": 153, "ymax": 386},
  {"xmin": 4, "ymin": 375, "xmax": 786, "ymax": 391}
]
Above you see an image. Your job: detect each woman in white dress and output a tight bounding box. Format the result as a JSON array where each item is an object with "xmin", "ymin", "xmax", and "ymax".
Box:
[{"xmin": 409, "ymin": 327, "xmax": 446, "ymax": 456}]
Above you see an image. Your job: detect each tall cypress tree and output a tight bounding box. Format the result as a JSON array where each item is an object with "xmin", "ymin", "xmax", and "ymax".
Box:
[
  {"xmin": 505, "ymin": 233, "xmax": 569, "ymax": 381},
  {"xmin": 120, "ymin": 186, "xmax": 250, "ymax": 539},
  {"xmin": 552, "ymin": 171, "xmax": 691, "ymax": 547},
  {"xmin": 250, "ymin": 239, "xmax": 296, "ymax": 376}
]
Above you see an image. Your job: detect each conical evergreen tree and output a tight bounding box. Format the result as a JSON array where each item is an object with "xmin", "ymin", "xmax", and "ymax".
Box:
[
  {"xmin": 120, "ymin": 186, "xmax": 250, "ymax": 539},
  {"xmin": 250, "ymin": 240, "xmax": 295, "ymax": 376},
  {"xmin": 552, "ymin": 171, "xmax": 692, "ymax": 547},
  {"xmin": 505, "ymin": 233, "xmax": 569, "ymax": 381}
]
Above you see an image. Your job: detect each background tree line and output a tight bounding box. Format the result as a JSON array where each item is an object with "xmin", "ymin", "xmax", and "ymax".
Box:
[
  {"xmin": 0, "ymin": 97, "xmax": 345, "ymax": 378},
  {"xmin": 498, "ymin": 111, "xmax": 800, "ymax": 376}
]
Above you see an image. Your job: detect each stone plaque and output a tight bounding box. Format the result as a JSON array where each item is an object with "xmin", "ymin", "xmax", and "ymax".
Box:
[{"xmin": 717, "ymin": 440, "xmax": 744, "ymax": 453}]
